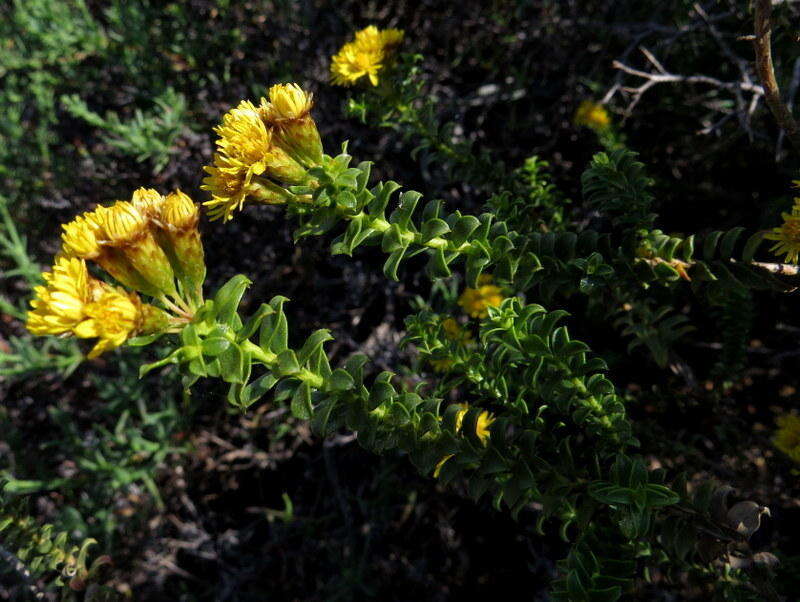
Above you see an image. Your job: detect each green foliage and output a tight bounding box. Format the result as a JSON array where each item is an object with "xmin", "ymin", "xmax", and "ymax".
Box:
[
  {"xmin": 486, "ymin": 156, "xmax": 569, "ymax": 234},
  {"xmin": 0, "ymin": 482, "xmax": 116, "ymax": 597},
  {"xmin": 582, "ymin": 149, "xmax": 656, "ymax": 232},
  {"xmin": 613, "ymin": 301, "xmax": 695, "ymax": 368},
  {"xmin": 344, "ymin": 54, "xmax": 506, "ymax": 191},
  {"xmin": 62, "ymin": 88, "xmax": 188, "ymax": 173}
]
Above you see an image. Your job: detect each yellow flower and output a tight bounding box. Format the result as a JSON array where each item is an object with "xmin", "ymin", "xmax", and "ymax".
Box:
[
  {"xmin": 433, "ymin": 454, "xmax": 454, "ymax": 478},
  {"xmin": 214, "ymin": 100, "xmax": 273, "ymax": 170},
  {"xmin": 26, "ymin": 258, "xmax": 170, "ymax": 358},
  {"xmin": 454, "ymin": 403, "xmax": 468, "ymax": 432},
  {"xmin": 475, "ymin": 410, "xmax": 495, "ymax": 444},
  {"xmin": 442, "ymin": 317, "xmax": 472, "ymax": 343},
  {"xmin": 202, "ymin": 155, "xmax": 292, "ymax": 222},
  {"xmin": 91, "ymin": 201, "xmax": 178, "ymax": 298},
  {"xmin": 74, "ymin": 284, "xmax": 145, "ymax": 358},
  {"xmin": 131, "ymin": 187, "xmax": 165, "ymax": 221},
  {"xmin": 203, "ymin": 97, "xmax": 311, "ymax": 221},
  {"xmin": 160, "ymin": 189, "xmax": 199, "ymax": 232},
  {"xmin": 260, "ymin": 83, "xmax": 324, "ymax": 166},
  {"xmin": 458, "ymin": 274, "xmax": 504, "ymax": 318},
  {"xmin": 774, "ymin": 413, "xmax": 800, "ymax": 463},
  {"xmin": 61, "ymin": 214, "xmax": 103, "ymax": 260},
  {"xmin": 330, "ymin": 26, "xmax": 404, "ymax": 87},
  {"xmin": 261, "ymin": 83, "xmax": 314, "ymax": 122},
  {"xmin": 574, "ymin": 100, "xmax": 611, "ymax": 131},
  {"xmin": 158, "ymin": 190, "xmax": 206, "ymax": 303},
  {"xmin": 26, "ymin": 256, "xmax": 91, "ymax": 336},
  {"xmin": 765, "ymin": 198, "xmax": 800, "ymax": 264}
]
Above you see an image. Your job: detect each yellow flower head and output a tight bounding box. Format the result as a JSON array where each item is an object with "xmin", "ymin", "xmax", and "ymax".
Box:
[
  {"xmin": 330, "ymin": 26, "xmax": 404, "ymax": 87},
  {"xmin": 26, "ymin": 256, "xmax": 91, "ymax": 335},
  {"xmin": 261, "ymin": 83, "xmax": 314, "ymax": 123},
  {"xmin": 92, "ymin": 201, "xmax": 149, "ymax": 246},
  {"xmin": 161, "ymin": 189, "xmax": 199, "ymax": 232},
  {"xmin": 131, "ymin": 187, "xmax": 165, "ymax": 221},
  {"xmin": 574, "ymin": 100, "xmax": 611, "ymax": 131},
  {"xmin": 74, "ymin": 283, "xmax": 144, "ymax": 358},
  {"xmin": 475, "ymin": 410, "xmax": 496, "ymax": 444},
  {"xmin": 259, "ymin": 83, "xmax": 324, "ymax": 167},
  {"xmin": 458, "ymin": 274, "xmax": 504, "ymax": 319},
  {"xmin": 61, "ymin": 214, "xmax": 103, "ymax": 260},
  {"xmin": 26, "ymin": 257, "xmax": 169, "ymax": 357},
  {"xmin": 214, "ymin": 100, "xmax": 273, "ymax": 170},
  {"xmin": 765, "ymin": 198, "xmax": 800, "ymax": 264},
  {"xmin": 203, "ymin": 96, "xmax": 311, "ymax": 221},
  {"xmin": 442, "ymin": 317, "xmax": 472, "ymax": 343},
  {"xmin": 774, "ymin": 413, "xmax": 800, "ymax": 463},
  {"xmin": 202, "ymin": 155, "xmax": 290, "ymax": 222}
]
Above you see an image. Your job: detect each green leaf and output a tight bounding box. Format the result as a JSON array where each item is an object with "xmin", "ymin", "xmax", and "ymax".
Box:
[
  {"xmin": 383, "ymin": 248, "xmax": 406, "ymax": 280},
  {"xmin": 291, "ymin": 382, "xmax": 314, "ymax": 420},
  {"xmin": 201, "ymin": 336, "xmax": 231, "ymax": 357},
  {"xmin": 388, "ymin": 190, "xmax": 422, "ymax": 228},
  {"xmin": 420, "ymin": 218, "xmax": 450, "ymax": 243},
  {"xmin": 588, "ymin": 482, "xmax": 635, "ymax": 505},
  {"xmin": 259, "ymin": 296, "xmax": 289, "ymax": 353},
  {"xmin": 212, "ymin": 274, "xmax": 252, "ymax": 327},
  {"xmin": 277, "ymin": 349, "xmax": 300, "ymax": 376},
  {"xmin": 297, "ymin": 329, "xmax": 333, "ymax": 366},
  {"xmin": 643, "ymin": 484, "xmax": 680, "ymax": 508},
  {"xmin": 218, "ymin": 343, "xmax": 247, "ymax": 384},
  {"xmin": 328, "ymin": 368, "xmax": 354, "ymax": 391}
]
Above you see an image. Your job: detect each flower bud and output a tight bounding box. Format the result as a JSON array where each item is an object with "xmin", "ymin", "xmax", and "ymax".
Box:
[
  {"xmin": 92, "ymin": 201, "xmax": 178, "ymax": 299},
  {"xmin": 260, "ymin": 83, "xmax": 324, "ymax": 167}
]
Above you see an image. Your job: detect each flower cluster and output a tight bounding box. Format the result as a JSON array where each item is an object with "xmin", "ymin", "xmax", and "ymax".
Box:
[
  {"xmin": 202, "ymin": 84, "xmax": 323, "ymax": 222},
  {"xmin": 330, "ymin": 26, "xmax": 404, "ymax": 87},
  {"xmin": 773, "ymin": 413, "xmax": 800, "ymax": 463},
  {"xmin": 574, "ymin": 100, "xmax": 611, "ymax": 131},
  {"xmin": 27, "ymin": 189, "xmax": 205, "ymax": 357},
  {"xmin": 457, "ymin": 274, "xmax": 504, "ymax": 319},
  {"xmin": 765, "ymin": 196, "xmax": 800, "ymax": 264}
]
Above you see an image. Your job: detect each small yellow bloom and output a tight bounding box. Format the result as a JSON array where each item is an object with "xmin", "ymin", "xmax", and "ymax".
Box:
[
  {"xmin": 260, "ymin": 83, "xmax": 324, "ymax": 166},
  {"xmin": 131, "ymin": 187, "xmax": 166, "ymax": 221},
  {"xmin": 214, "ymin": 100, "xmax": 273, "ymax": 170},
  {"xmin": 261, "ymin": 83, "xmax": 314, "ymax": 122},
  {"xmin": 433, "ymin": 454, "xmax": 454, "ymax": 478},
  {"xmin": 458, "ymin": 274, "xmax": 504, "ymax": 319},
  {"xmin": 454, "ymin": 403, "xmax": 468, "ymax": 432},
  {"xmin": 26, "ymin": 256, "xmax": 91, "ymax": 336},
  {"xmin": 574, "ymin": 100, "xmax": 611, "ymax": 131},
  {"xmin": 330, "ymin": 26, "xmax": 404, "ymax": 87},
  {"xmin": 26, "ymin": 258, "xmax": 169, "ymax": 357},
  {"xmin": 92, "ymin": 201, "xmax": 149, "ymax": 246},
  {"xmin": 475, "ymin": 410, "xmax": 496, "ymax": 444},
  {"xmin": 442, "ymin": 317, "xmax": 472, "ymax": 343},
  {"xmin": 203, "ymin": 96, "xmax": 311, "ymax": 221},
  {"xmin": 774, "ymin": 413, "xmax": 800, "ymax": 463},
  {"xmin": 61, "ymin": 214, "xmax": 103, "ymax": 260},
  {"xmin": 160, "ymin": 189, "xmax": 199, "ymax": 232},
  {"xmin": 202, "ymin": 156, "xmax": 292, "ymax": 222},
  {"xmin": 74, "ymin": 284, "xmax": 144, "ymax": 358},
  {"xmin": 92, "ymin": 201, "xmax": 178, "ymax": 298},
  {"xmin": 158, "ymin": 190, "xmax": 206, "ymax": 303},
  {"xmin": 765, "ymin": 198, "xmax": 800, "ymax": 264}
]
